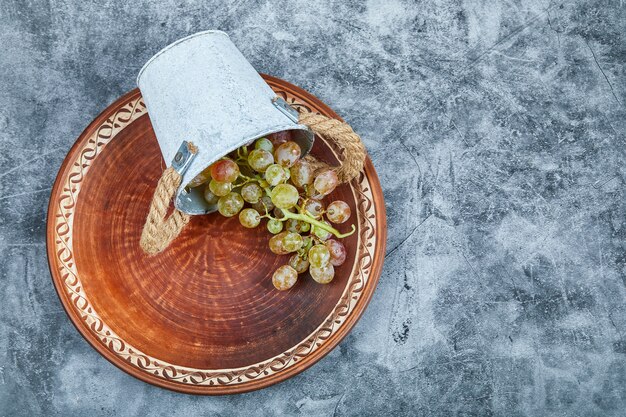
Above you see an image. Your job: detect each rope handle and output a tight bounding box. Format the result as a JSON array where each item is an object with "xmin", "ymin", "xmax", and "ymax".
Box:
[
  {"xmin": 298, "ymin": 111, "xmax": 366, "ymax": 183},
  {"xmin": 139, "ymin": 167, "xmax": 191, "ymax": 255},
  {"xmin": 140, "ymin": 111, "xmax": 367, "ymax": 255}
]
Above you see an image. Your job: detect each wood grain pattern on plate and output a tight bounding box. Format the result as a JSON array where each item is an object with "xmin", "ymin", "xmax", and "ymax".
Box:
[{"xmin": 46, "ymin": 74, "xmax": 387, "ymax": 394}]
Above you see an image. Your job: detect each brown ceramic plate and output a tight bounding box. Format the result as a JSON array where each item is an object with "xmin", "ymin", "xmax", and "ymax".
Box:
[{"xmin": 46, "ymin": 74, "xmax": 386, "ymax": 394}]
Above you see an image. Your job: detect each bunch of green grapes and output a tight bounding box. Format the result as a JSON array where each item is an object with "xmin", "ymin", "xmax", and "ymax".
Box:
[{"xmin": 188, "ymin": 136, "xmax": 354, "ymax": 291}]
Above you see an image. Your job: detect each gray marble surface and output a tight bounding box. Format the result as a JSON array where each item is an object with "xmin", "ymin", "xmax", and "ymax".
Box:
[{"xmin": 1, "ymin": 0, "xmax": 625, "ymax": 416}]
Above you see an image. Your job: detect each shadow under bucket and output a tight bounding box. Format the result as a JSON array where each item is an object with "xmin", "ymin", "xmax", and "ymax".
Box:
[{"xmin": 137, "ymin": 30, "xmax": 314, "ymax": 215}]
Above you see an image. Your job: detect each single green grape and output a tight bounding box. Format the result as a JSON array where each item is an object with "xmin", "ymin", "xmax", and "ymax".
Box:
[
  {"xmin": 217, "ymin": 192, "xmax": 244, "ymax": 217},
  {"xmin": 210, "ymin": 159, "xmax": 239, "ymax": 183},
  {"xmin": 272, "ymin": 265, "xmax": 298, "ymax": 290},
  {"xmin": 271, "ymin": 184, "xmax": 299, "ymax": 209},
  {"xmin": 325, "ymin": 239, "xmax": 347, "ymax": 266},
  {"xmin": 248, "ymin": 149, "xmax": 274, "ymax": 172},
  {"xmin": 241, "ymin": 183, "xmax": 263, "ymax": 204},
  {"xmin": 289, "ymin": 253, "xmax": 310, "ymax": 274},
  {"xmin": 290, "ymin": 160, "xmax": 314, "ymax": 188},
  {"xmin": 313, "ymin": 170, "xmax": 339, "ymax": 196},
  {"xmin": 282, "ymin": 232, "xmax": 303, "ymax": 252},
  {"xmin": 269, "ymin": 231, "xmax": 289, "ymax": 254},
  {"xmin": 254, "ymin": 137, "xmax": 274, "ymax": 153},
  {"xmin": 265, "ymin": 163, "xmax": 286, "ymax": 186},
  {"xmin": 209, "ymin": 179, "xmax": 232, "ymax": 197},
  {"xmin": 300, "ymin": 221, "xmax": 311, "ymax": 233},
  {"xmin": 203, "ymin": 186, "xmax": 219, "ymax": 205},
  {"xmin": 326, "ymin": 200, "xmax": 351, "ymax": 224},
  {"xmin": 308, "ymin": 244, "xmax": 331, "ymax": 268},
  {"xmin": 239, "ymin": 208, "xmax": 261, "ymax": 228},
  {"xmin": 267, "ymin": 219, "xmax": 283, "ymax": 234},
  {"xmin": 274, "ymin": 141, "xmax": 301, "ymax": 168},
  {"xmin": 310, "ymin": 263, "xmax": 335, "ymax": 284},
  {"xmin": 312, "ymin": 220, "xmax": 332, "ymax": 241}
]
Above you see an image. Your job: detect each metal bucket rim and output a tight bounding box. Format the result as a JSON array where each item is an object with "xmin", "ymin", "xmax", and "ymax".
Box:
[
  {"xmin": 175, "ymin": 124, "xmax": 314, "ymax": 214},
  {"xmin": 137, "ymin": 30, "xmax": 230, "ymax": 85}
]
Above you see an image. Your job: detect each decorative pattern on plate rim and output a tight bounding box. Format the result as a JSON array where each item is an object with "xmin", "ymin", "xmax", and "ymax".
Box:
[{"xmin": 52, "ymin": 89, "xmax": 377, "ymax": 386}]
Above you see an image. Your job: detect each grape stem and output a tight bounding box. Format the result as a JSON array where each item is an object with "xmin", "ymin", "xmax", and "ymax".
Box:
[
  {"xmin": 232, "ymin": 173, "xmax": 257, "ymax": 188},
  {"xmin": 236, "ymin": 145, "xmax": 249, "ymax": 160},
  {"xmin": 235, "ymin": 159, "xmax": 248, "ymax": 166},
  {"xmin": 279, "ymin": 209, "xmax": 356, "ymax": 239},
  {"xmin": 259, "ymin": 202, "xmax": 278, "ymax": 221},
  {"xmin": 233, "ymin": 172, "xmax": 266, "ymax": 188}
]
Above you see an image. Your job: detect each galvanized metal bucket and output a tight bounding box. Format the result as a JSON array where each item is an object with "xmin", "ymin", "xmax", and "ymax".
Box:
[{"xmin": 137, "ymin": 30, "xmax": 314, "ymax": 215}]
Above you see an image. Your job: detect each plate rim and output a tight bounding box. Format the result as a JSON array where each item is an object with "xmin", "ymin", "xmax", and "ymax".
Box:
[{"xmin": 46, "ymin": 75, "xmax": 387, "ymax": 394}]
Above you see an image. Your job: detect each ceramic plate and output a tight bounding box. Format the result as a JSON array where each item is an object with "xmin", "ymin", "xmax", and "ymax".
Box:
[{"xmin": 46, "ymin": 75, "xmax": 386, "ymax": 394}]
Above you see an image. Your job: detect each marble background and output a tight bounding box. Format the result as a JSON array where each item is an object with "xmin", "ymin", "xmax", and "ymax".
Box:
[{"xmin": 1, "ymin": 0, "xmax": 625, "ymax": 415}]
